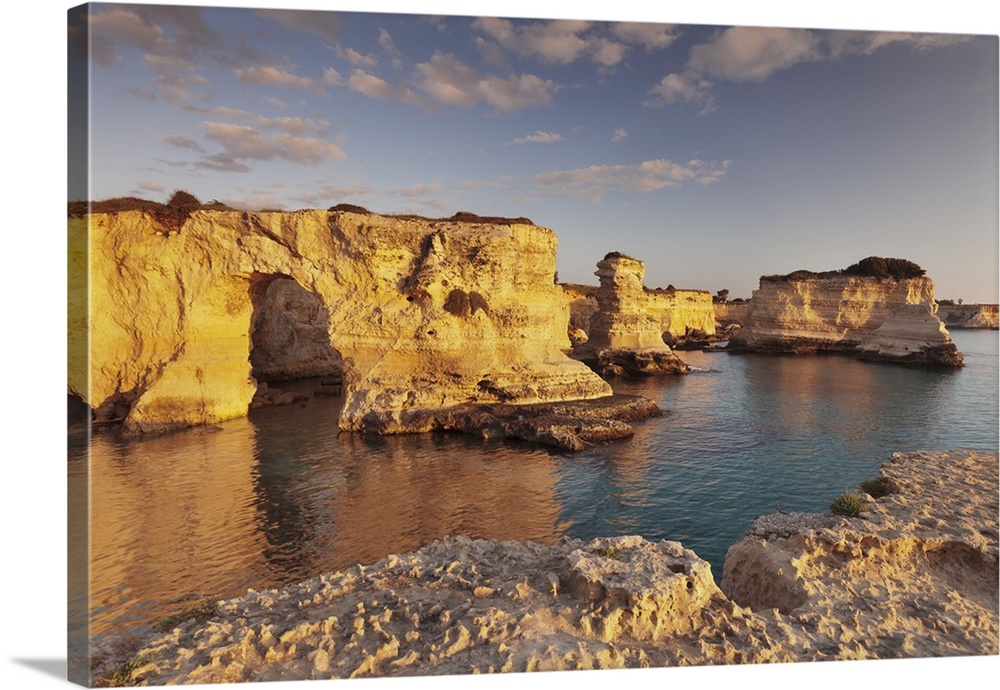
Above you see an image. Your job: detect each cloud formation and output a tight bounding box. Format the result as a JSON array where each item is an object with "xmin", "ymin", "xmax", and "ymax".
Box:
[
  {"xmin": 472, "ymin": 18, "xmax": 679, "ymax": 69},
  {"xmin": 532, "ymin": 158, "xmax": 732, "ymax": 200},
  {"xmin": 414, "ymin": 52, "xmax": 555, "ymax": 112},
  {"xmin": 197, "ymin": 121, "xmax": 345, "ymax": 171},
  {"xmin": 648, "ymin": 27, "xmax": 970, "ymax": 112},
  {"xmin": 507, "ymin": 131, "xmax": 564, "ymax": 145}
]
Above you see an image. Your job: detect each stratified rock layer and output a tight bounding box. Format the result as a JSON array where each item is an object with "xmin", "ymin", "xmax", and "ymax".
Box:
[
  {"xmin": 68, "ymin": 209, "xmax": 612, "ymax": 435},
  {"xmin": 572, "ymin": 254, "xmax": 690, "ymax": 376},
  {"xmin": 937, "ymin": 303, "xmax": 999, "ymax": 330},
  {"xmin": 96, "ymin": 451, "xmax": 997, "ymax": 685},
  {"xmin": 727, "ymin": 275, "xmax": 963, "ymax": 366}
]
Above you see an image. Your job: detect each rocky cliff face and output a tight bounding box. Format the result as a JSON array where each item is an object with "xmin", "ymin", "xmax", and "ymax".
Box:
[
  {"xmin": 647, "ymin": 289, "xmax": 716, "ymax": 338},
  {"xmin": 937, "ymin": 303, "xmax": 999, "ymax": 329},
  {"xmin": 572, "ymin": 254, "xmax": 690, "ymax": 376},
  {"xmin": 561, "ymin": 284, "xmax": 716, "ymax": 343},
  {"xmin": 727, "ymin": 275, "xmax": 963, "ymax": 366},
  {"xmin": 68, "ymin": 209, "xmax": 612, "ymax": 435}
]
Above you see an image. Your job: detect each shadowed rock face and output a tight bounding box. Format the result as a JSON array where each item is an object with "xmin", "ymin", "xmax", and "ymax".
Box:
[
  {"xmin": 727, "ymin": 275, "xmax": 963, "ymax": 367},
  {"xmin": 68, "ymin": 209, "xmax": 612, "ymax": 435}
]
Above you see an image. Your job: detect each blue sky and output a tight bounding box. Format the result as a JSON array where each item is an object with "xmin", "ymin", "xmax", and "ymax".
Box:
[{"xmin": 72, "ymin": 1, "xmax": 998, "ymax": 302}]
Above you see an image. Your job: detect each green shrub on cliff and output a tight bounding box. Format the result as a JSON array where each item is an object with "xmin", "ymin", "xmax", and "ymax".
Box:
[
  {"xmin": 762, "ymin": 256, "xmax": 926, "ymax": 283},
  {"xmin": 830, "ymin": 492, "xmax": 867, "ymax": 517},
  {"xmin": 858, "ymin": 476, "xmax": 892, "ymax": 498}
]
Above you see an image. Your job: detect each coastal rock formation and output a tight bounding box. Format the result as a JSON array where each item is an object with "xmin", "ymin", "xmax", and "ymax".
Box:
[
  {"xmin": 723, "ymin": 450, "xmax": 998, "ymax": 658},
  {"xmin": 561, "ymin": 283, "xmax": 716, "ymax": 345},
  {"xmin": 95, "ymin": 450, "xmax": 997, "ymax": 685},
  {"xmin": 713, "ymin": 302, "xmax": 751, "ymax": 328},
  {"xmin": 727, "ymin": 265, "xmax": 963, "ymax": 366},
  {"xmin": 937, "ymin": 303, "xmax": 999, "ymax": 330},
  {"xmin": 572, "ymin": 254, "xmax": 690, "ymax": 377},
  {"xmin": 68, "ymin": 207, "xmax": 613, "ymax": 436}
]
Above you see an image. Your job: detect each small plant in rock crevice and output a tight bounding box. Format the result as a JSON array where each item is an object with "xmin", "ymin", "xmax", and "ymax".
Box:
[
  {"xmin": 830, "ymin": 492, "xmax": 868, "ymax": 517},
  {"xmin": 858, "ymin": 476, "xmax": 893, "ymax": 498}
]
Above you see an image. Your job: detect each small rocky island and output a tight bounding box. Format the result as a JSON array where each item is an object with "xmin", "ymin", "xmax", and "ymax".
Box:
[
  {"xmin": 727, "ymin": 257, "xmax": 964, "ymax": 366},
  {"xmin": 90, "ymin": 450, "xmax": 998, "ymax": 685}
]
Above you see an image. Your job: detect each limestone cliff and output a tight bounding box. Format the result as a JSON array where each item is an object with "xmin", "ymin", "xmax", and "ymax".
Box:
[
  {"xmin": 571, "ymin": 253, "xmax": 690, "ymax": 376},
  {"xmin": 562, "ymin": 283, "xmax": 716, "ymax": 343},
  {"xmin": 727, "ymin": 273, "xmax": 963, "ymax": 366},
  {"xmin": 68, "ymin": 208, "xmax": 612, "ymax": 436},
  {"xmin": 937, "ymin": 303, "xmax": 999, "ymax": 329}
]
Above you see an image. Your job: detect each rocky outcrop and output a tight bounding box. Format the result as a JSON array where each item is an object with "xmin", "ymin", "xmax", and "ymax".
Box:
[
  {"xmin": 647, "ymin": 288, "xmax": 716, "ymax": 339},
  {"xmin": 937, "ymin": 303, "xmax": 999, "ymax": 329},
  {"xmin": 727, "ymin": 274, "xmax": 963, "ymax": 366},
  {"xmin": 95, "ymin": 450, "xmax": 997, "ymax": 685},
  {"xmin": 68, "ymin": 208, "xmax": 613, "ymax": 436},
  {"xmin": 723, "ymin": 450, "xmax": 997, "ymax": 658},
  {"xmin": 561, "ymin": 283, "xmax": 716, "ymax": 347},
  {"xmin": 571, "ymin": 254, "xmax": 690, "ymax": 377},
  {"xmin": 713, "ymin": 302, "xmax": 751, "ymax": 327}
]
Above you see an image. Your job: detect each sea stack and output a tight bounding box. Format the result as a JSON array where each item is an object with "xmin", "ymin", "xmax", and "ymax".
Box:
[
  {"xmin": 574, "ymin": 253, "xmax": 690, "ymax": 377},
  {"xmin": 727, "ymin": 257, "xmax": 963, "ymax": 367}
]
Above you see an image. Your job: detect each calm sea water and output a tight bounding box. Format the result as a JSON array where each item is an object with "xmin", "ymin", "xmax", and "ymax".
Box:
[{"xmin": 69, "ymin": 330, "xmax": 998, "ymax": 641}]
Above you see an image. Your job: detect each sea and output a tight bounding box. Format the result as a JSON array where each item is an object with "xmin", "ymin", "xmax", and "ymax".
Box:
[{"xmin": 68, "ymin": 329, "xmax": 998, "ymax": 642}]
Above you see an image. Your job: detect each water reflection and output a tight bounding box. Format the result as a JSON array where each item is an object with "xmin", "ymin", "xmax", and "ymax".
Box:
[{"xmin": 80, "ymin": 331, "xmax": 998, "ymax": 641}]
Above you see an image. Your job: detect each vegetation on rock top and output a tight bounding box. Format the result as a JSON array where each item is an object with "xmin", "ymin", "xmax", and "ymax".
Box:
[{"xmin": 762, "ymin": 256, "xmax": 926, "ymax": 282}]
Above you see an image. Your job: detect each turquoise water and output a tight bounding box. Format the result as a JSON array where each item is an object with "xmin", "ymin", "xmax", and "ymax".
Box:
[{"xmin": 70, "ymin": 329, "xmax": 998, "ymax": 639}]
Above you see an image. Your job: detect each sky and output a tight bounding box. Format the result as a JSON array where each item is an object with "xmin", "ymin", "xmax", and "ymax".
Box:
[{"xmin": 70, "ymin": 1, "xmax": 998, "ymax": 302}]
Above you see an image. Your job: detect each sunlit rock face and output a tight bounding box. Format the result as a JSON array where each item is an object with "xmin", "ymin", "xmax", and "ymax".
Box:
[
  {"xmin": 561, "ymin": 275, "xmax": 714, "ymax": 349},
  {"xmin": 68, "ymin": 209, "xmax": 612, "ymax": 435},
  {"xmin": 936, "ymin": 303, "xmax": 999, "ymax": 330},
  {"xmin": 572, "ymin": 253, "xmax": 690, "ymax": 377},
  {"xmin": 727, "ymin": 276, "xmax": 963, "ymax": 366}
]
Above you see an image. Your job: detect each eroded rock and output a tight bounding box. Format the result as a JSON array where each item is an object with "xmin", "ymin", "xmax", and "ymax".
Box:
[
  {"xmin": 727, "ymin": 271, "xmax": 963, "ymax": 366},
  {"xmin": 68, "ymin": 209, "xmax": 613, "ymax": 436}
]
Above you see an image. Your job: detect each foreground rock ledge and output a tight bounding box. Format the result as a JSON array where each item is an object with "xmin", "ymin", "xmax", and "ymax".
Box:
[
  {"xmin": 94, "ymin": 451, "xmax": 998, "ymax": 685},
  {"xmin": 358, "ymin": 393, "xmax": 662, "ymax": 452}
]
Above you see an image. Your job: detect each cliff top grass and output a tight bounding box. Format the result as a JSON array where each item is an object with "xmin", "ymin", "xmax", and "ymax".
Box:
[
  {"xmin": 68, "ymin": 195, "xmax": 536, "ymax": 227},
  {"xmin": 761, "ymin": 256, "xmax": 926, "ymax": 283}
]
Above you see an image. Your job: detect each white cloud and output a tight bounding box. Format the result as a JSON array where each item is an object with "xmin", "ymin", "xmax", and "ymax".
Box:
[
  {"xmin": 201, "ymin": 121, "xmax": 345, "ymax": 168},
  {"xmin": 234, "ymin": 65, "xmax": 329, "ymax": 95},
  {"xmin": 531, "ymin": 158, "xmax": 732, "ymax": 200},
  {"xmin": 162, "ymin": 134, "xmax": 203, "ymax": 151},
  {"xmin": 414, "ymin": 52, "xmax": 482, "ymax": 107},
  {"xmin": 507, "ymin": 131, "xmax": 564, "ymax": 145},
  {"xmin": 266, "ymin": 97, "xmax": 288, "ymax": 110},
  {"xmin": 378, "ymin": 28, "xmax": 404, "ymax": 70},
  {"xmin": 255, "ymin": 8, "xmax": 340, "ymax": 43},
  {"xmin": 338, "ymin": 46, "xmax": 378, "ymax": 68},
  {"xmin": 472, "ymin": 17, "xmax": 616, "ymax": 66},
  {"xmin": 479, "ymin": 73, "xmax": 555, "ymax": 112},
  {"xmin": 687, "ymin": 27, "xmax": 821, "ymax": 81},
  {"xmin": 649, "ymin": 26, "xmax": 970, "ymax": 111},
  {"xmin": 347, "ymin": 70, "xmax": 424, "ymax": 106},
  {"xmin": 612, "ymin": 127, "xmax": 628, "ymax": 141},
  {"xmin": 611, "ymin": 22, "xmax": 680, "ymax": 51}
]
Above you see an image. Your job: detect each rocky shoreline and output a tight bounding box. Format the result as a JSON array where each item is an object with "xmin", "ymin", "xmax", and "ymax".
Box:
[{"xmin": 91, "ymin": 450, "xmax": 998, "ymax": 686}]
